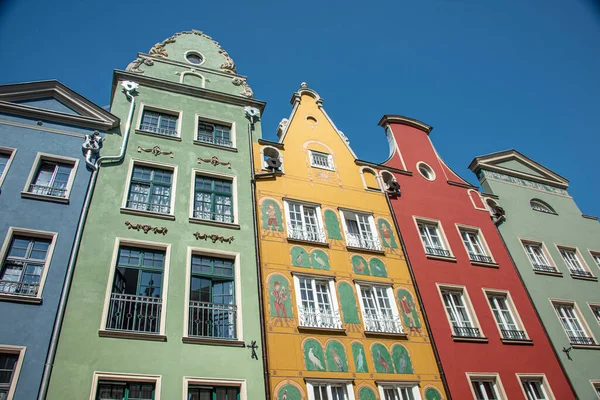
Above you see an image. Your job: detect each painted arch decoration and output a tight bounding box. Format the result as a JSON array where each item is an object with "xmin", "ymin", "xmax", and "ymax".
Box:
[
  {"xmin": 291, "ymin": 246, "xmax": 311, "ymax": 268},
  {"xmin": 391, "ymin": 344, "xmax": 413, "ymax": 374},
  {"xmin": 358, "ymin": 387, "xmax": 377, "ymax": 400},
  {"xmin": 260, "ymin": 198, "xmax": 284, "ymax": 232},
  {"xmin": 337, "ymin": 282, "xmax": 361, "ymax": 324},
  {"xmin": 424, "ymin": 386, "xmax": 443, "ymax": 400},
  {"xmin": 371, "ymin": 343, "xmax": 394, "ymax": 374},
  {"xmin": 325, "ymin": 340, "xmax": 348, "ymax": 372},
  {"xmin": 351, "ymin": 255, "xmax": 370, "ymax": 275},
  {"xmin": 274, "ymin": 380, "xmax": 305, "ymax": 400},
  {"xmin": 311, "ymin": 249, "xmax": 330, "ymax": 270},
  {"xmin": 377, "ymin": 218, "xmax": 398, "ymax": 248},
  {"xmin": 302, "ymin": 338, "xmax": 326, "ymax": 371},
  {"xmin": 369, "ymin": 257, "xmax": 387, "ymax": 277},
  {"xmin": 351, "ymin": 341, "xmax": 368, "ymax": 373},
  {"xmin": 324, "ymin": 209, "xmax": 343, "ymax": 240}
]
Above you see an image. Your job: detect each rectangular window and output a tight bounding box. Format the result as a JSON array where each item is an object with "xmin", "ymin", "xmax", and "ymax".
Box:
[
  {"xmin": 589, "ymin": 305, "xmax": 600, "ymax": 325},
  {"xmin": 0, "ymin": 353, "xmax": 19, "ymax": 399},
  {"xmin": 140, "ymin": 109, "xmax": 178, "ymax": 137},
  {"xmin": 520, "ymin": 378, "xmax": 550, "ymax": 400},
  {"xmin": 197, "ymin": 120, "xmax": 232, "ymax": 147},
  {"xmin": 295, "ymin": 276, "xmax": 341, "ymax": 329},
  {"xmin": 193, "ymin": 175, "xmax": 233, "ymax": 223},
  {"xmin": 188, "ymin": 254, "xmax": 236, "ymax": 339},
  {"xmin": 486, "ymin": 293, "xmax": 527, "ymax": 341},
  {"xmin": 0, "ymin": 235, "xmax": 51, "ymax": 297},
  {"xmin": 593, "ymin": 382, "xmax": 600, "ymax": 398},
  {"xmin": 441, "ymin": 288, "xmax": 481, "ymax": 338},
  {"xmin": 417, "ymin": 221, "xmax": 451, "ymax": 257},
  {"xmin": 307, "ymin": 382, "xmax": 353, "ymax": 400},
  {"xmin": 558, "ymin": 247, "xmax": 593, "ymax": 278},
  {"xmin": 357, "ymin": 284, "xmax": 402, "ymax": 334},
  {"xmin": 459, "ymin": 228, "xmax": 493, "ymax": 263},
  {"xmin": 341, "ymin": 210, "xmax": 381, "ymax": 251},
  {"xmin": 28, "ymin": 161, "xmax": 73, "ymax": 198},
  {"xmin": 126, "ymin": 165, "xmax": 173, "ymax": 214},
  {"xmin": 379, "ymin": 384, "xmax": 418, "ymax": 400},
  {"xmin": 96, "ymin": 381, "xmax": 155, "ymax": 400},
  {"xmin": 470, "ymin": 378, "xmax": 502, "ymax": 400},
  {"xmin": 553, "ymin": 302, "xmax": 595, "ymax": 345},
  {"xmin": 522, "ymin": 242, "xmax": 557, "ymax": 273},
  {"xmin": 0, "ymin": 149, "xmax": 14, "ymax": 184},
  {"xmin": 106, "ymin": 246, "xmax": 165, "ymax": 334},
  {"xmin": 188, "ymin": 385, "xmax": 240, "ymax": 400},
  {"xmin": 591, "ymin": 252, "xmax": 600, "ymax": 269},
  {"xmin": 309, "ymin": 150, "xmax": 335, "ymax": 170},
  {"xmin": 285, "ymin": 201, "xmax": 326, "ymax": 243}
]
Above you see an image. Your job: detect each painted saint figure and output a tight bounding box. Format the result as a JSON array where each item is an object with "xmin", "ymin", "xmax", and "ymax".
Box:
[
  {"xmin": 267, "ymin": 203, "xmax": 279, "ymax": 229},
  {"xmin": 271, "ymin": 281, "xmax": 289, "ymax": 318}
]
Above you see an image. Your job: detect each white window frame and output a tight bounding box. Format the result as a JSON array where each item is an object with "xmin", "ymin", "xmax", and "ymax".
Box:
[
  {"xmin": 380, "ymin": 170, "xmax": 397, "ymax": 192},
  {"xmin": 121, "ymin": 159, "xmax": 178, "ymax": 220},
  {"xmin": 183, "ymin": 377, "xmax": 246, "ymax": 400},
  {"xmin": 466, "ymin": 373, "xmax": 507, "ymax": 400},
  {"xmin": 517, "ymin": 374, "xmax": 556, "ymax": 400},
  {"xmin": 413, "ymin": 217, "xmax": 453, "ymax": 258},
  {"xmin": 360, "ymin": 166, "xmax": 381, "ymax": 191},
  {"xmin": 0, "ymin": 227, "xmax": 58, "ymax": 303},
  {"xmin": 194, "ymin": 113, "xmax": 236, "ymax": 149},
  {"xmin": 89, "ymin": 371, "xmax": 162, "ymax": 400},
  {"xmin": 306, "ymin": 380, "xmax": 355, "ymax": 400},
  {"xmin": 556, "ymin": 245, "xmax": 594, "ymax": 278},
  {"xmin": 0, "ymin": 345, "xmax": 25, "ymax": 400},
  {"xmin": 293, "ymin": 274, "xmax": 341, "ymax": 329},
  {"xmin": 260, "ymin": 146, "xmax": 284, "ymax": 172},
  {"xmin": 0, "ymin": 147, "xmax": 16, "ymax": 188},
  {"xmin": 588, "ymin": 303, "xmax": 600, "ymax": 326},
  {"xmin": 136, "ymin": 103, "xmax": 182, "ymax": 140},
  {"xmin": 483, "ymin": 289, "xmax": 528, "ymax": 341},
  {"xmin": 355, "ymin": 282, "xmax": 403, "ymax": 334},
  {"xmin": 377, "ymin": 382, "xmax": 422, "ymax": 400},
  {"xmin": 519, "ymin": 239, "xmax": 559, "ymax": 274},
  {"xmin": 437, "ymin": 284, "xmax": 483, "ymax": 339},
  {"xmin": 530, "ymin": 199, "xmax": 555, "ymax": 214},
  {"xmin": 188, "ymin": 169, "xmax": 238, "ymax": 227},
  {"xmin": 416, "ymin": 161, "xmax": 436, "ymax": 181},
  {"xmin": 550, "ymin": 299, "xmax": 597, "ymax": 346},
  {"xmin": 99, "ymin": 238, "xmax": 171, "ymax": 339},
  {"xmin": 21, "ymin": 152, "xmax": 79, "ymax": 203},
  {"xmin": 589, "ymin": 250, "xmax": 600, "ymax": 270},
  {"xmin": 339, "ymin": 209, "xmax": 382, "ymax": 251},
  {"xmin": 456, "ymin": 224, "xmax": 494, "ymax": 264},
  {"xmin": 309, "ymin": 150, "xmax": 335, "ymax": 171},
  {"xmin": 591, "ymin": 380, "xmax": 600, "ymax": 399},
  {"xmin": 284, "ymin": 200, "xmax": 326, "ymax": 243}
]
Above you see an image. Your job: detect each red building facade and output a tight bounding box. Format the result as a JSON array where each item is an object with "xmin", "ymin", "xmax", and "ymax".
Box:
[{"xmin": 379, "ymin": 115, "xmax": 574, "ymax": 400}]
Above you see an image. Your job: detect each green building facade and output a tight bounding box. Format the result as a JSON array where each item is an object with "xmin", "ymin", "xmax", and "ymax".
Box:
[
  {"xmin": 46, "ymin": 31, "xmax": 267, "ymax": 400},
  {"xmin": 470, "ymin": 150, "xmax": 600, "ymax": 399}
]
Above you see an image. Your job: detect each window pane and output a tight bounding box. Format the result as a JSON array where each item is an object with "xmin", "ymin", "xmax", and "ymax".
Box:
[{"xmin": 0, "ymin": 153, "xmax": 9, "ymax": 178}]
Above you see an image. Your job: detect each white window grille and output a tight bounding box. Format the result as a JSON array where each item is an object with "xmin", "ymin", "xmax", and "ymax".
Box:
[
  {"xmin": 470, "ymin": 379, "xmax": 501, "ymax": 400},
  {"xmin": 307, "ymin": 382, "xmax": 354, "ymax": 400},
  {"xmin": 521, "ymin": 379, "xmax": 549, "ymax": 400},
  {"xmin": 285, "ymin": 201, "xmax": 326, "ymax": 243},
  {"xmin": 341, "ymin": 211, "xmax": 381, "ymax": 251},
  {"xmin": 294, "ymin": 276, "xmax": 341, "ymax": 329},
  {"xmin": 530, "ymin": 200, "xmax": 554, "ymax": 214},
  {"xmin": 357, "ymin": 284, "xmax": 403, "ymax": 334},
  {"xmin": 487, "ymin": 294, "xmax": 526, "ymax": 340},
  {"xmin": 309, "ymin": 150, "xmax": 335, "ymax": 170},
  {"xmin": 379, "ymin": 384, "xmax": 419, "ymax": 400},
  {"xmin": 442, "ymin": 289, "xmax": 480, "ymax": 338},
  {"xmin": 523, "ymin": 243, "xmax": 556, "ymax": 273},
  {"xmin": 553, "ymin": 303, "xmax": 594, "ymax": 345},
  {"xmin": 559, "ymin": 248, "xmax": 592, "ymax": 278},
  {"xmin": 460, "ymin": 229, "xmax": 492, "ymax": 263},
  {"xmin": 418, "ymin": 222, "xmax": 450, "ymax": 257}
]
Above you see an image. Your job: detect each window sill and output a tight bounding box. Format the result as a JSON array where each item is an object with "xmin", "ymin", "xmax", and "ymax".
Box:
[
  {"xmin": 451, "ymin": 335, "xmax": 488, "ymax": 343},
  {"xmin": 426, "ymin": 254, "xmax": 457, "ymax": 263},
  {"xmin": 182, "ymin": 336, "xmax": 245, "ymax": 347},
  {"xmin": 345, "ymin": 246, "xmax": 385, "ymax": 255},
  {"xmin": 572, "ymin": 344, "xmax": 600, "ymax": 350},
  {"xmin": 135, "ymin": 129, "xmax": 182, "ymax": 142},
  {"xmin": 570, "ymin": 274, "xmax": 598, "ymax": 282},
  {"xmin": 364, "ymin": 330, "xmax": 408, "ymax": 340},
  {"xmin": 21, "ymin": 191, "xmax": 69, "ymax": 204},
  {"xmin": 189, "ymin": 217, "xmax": 240, "ymax": 230},
  {"xmin": 120, "ymin": 207, "xmax": 176, "ymax": 221},
  {"xmin": 193, "ymin": 140, "xmax": 238, "ymax": 153},
  {"xmin": 470, "ymin": 260, "xmax": 499, "ymax": 268},
  {"xmin": 287, "ymin": 237, "xmax": 329, "ymax": 247},
  {"xmin": 297, "ymin": 326, "xmax": 346, "ymax": 335},
  {"xmin": 365, "ymin": 188, "xmax": 382, "ymax": 192},
  {"xmin": 98, "ymin": 329, "xmax": 167, "ymax": 342},
  {"xmin": 0, "ymin": 293, "xmax": 42, "ymax": 304},
  {"xmin": 501, "ymin": 338, "xmax": 533, "ymax": 345},
  {"xmin": 310, "ymin": 165, "xmax": 336, "ymax": 172},
  {"xmin": 533, "ymin": 269, "xmax": 563, "ymax": 277}
]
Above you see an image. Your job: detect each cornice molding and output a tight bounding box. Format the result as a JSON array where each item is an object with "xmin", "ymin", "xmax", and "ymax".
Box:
[
  {"xmin": 134, "ymin": 53, "xmax": 248, "ymax": 80},
  {"xmin": 378, "ymin": 114, "xmax": 432, "ymax": 134}
]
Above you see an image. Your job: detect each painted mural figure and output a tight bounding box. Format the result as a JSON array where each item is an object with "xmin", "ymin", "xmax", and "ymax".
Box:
[
  {"xmin": 267, "ymin": 203, "xmax": 279, "ymax": 229},
  {"xmin": 377, "ymin": 219, "xmax": 398, "ymax": 248},
  {"xmin": 261, "ymin": 199, "xmax": 284, "ymax": 234},
  {"xmin": 272, "ymin": 281, "xmax": 289, "ymax": 319},
  {"xmin": 399, "ymin": 293, "xmax": 420, "ymax": 335}
]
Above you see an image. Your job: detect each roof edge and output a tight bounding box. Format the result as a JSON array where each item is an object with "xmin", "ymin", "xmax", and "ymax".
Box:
[{"xmin": 378, "ymin": 114, "xmax": 432, "ymax": 134}]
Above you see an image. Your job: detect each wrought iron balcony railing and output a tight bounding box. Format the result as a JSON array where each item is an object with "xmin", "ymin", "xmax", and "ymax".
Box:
[
  {"xmin": 425, "ymin": 247, "xmax": 451, "ymax": 257},
  {"xmin": 345, "ymin": 232, "xmax": 382, "ymax": 251},
  {"xmin": 140, "ymin": 124, "xmax": 178, "ymax": 137},
  {"xmin": 196, "ymin": 134, "xmax": 233, "ymax": 148},
  {"xmin": 106, "ymin": 293, "xmax": 162, "ymax": 334},
  {"xmin": 287, "ymin": 224, "xmax": 327, "ymax": 243},
  {"xmin": 469, "ymin": 253, "xmax": 493, "ymax": 263},
  {"xmin": 533, "ymin": 263, "xmax": 558, "ymax": 273},
  {"xmin": 569, "ymin": 335, "xmax": 595, "ymax": 345},
  {"xmin": 193, "ymin": 209, "xmax": 234, "ymax": 223},
  {"xmin": 501, "ymin": 329, "xmax": 527, "ymax": 340},
  {"xmin": 0, "ymin": 280, "xmax": 39, "ymax": 296},
  {"xmin": 452, "ymin": 325, "xmax": 481, "ymax": 338},
  {"xmin": 298, "ymin": 305, "xmax": 343, "ymax": 330},
  {"xmin": 126, "ymin": 200, "xmax": 171, "ymax": 214},
  {"xmin": 28, "ymin": 184, "xmax": 66, "ymax": 198},
  {"xmin": 362, "ymin": 313, "xmax": 404, "ymax": 334},
  {"xmin": 569, "ymin": 269, "xmax": 594, "ymax": 278},
  {"xmin": 188, "ymin": 300, "xmax": 237, "ymax": 339}
]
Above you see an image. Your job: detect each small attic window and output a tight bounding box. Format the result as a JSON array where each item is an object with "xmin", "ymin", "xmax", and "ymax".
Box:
[
  {"xmin": 530, "ymin": 199, "xmax": 555, "ymax": 214},
  {"xmin": 185, "ymin": 51, "xmax": 204, "ymax": 65},
  {"xmin": 417, "ymin": 162, "xmax": 435, "ymax": 181}
]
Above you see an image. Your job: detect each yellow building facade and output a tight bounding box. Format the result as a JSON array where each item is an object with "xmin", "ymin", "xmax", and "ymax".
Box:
[{"xmin": 254, "ymin": 83, "xmax": 446, "ymax": 400}]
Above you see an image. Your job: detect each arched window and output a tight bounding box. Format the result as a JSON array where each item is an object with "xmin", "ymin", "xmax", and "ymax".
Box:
[
  {"xmin": 361, "ymin": 167, "xmax": 380, "ymax": 191},
  {"xmin": 530, "ymin": 199, "xmax": 555, "ymax": 214},
  {"xmin": 380, "ymin": 170, "xmax": 400, "ymax": 193},
  {"xmin": 486, "ymin": 199, "xmax": 505, "ymax": 223},
  {"xmin": 262, "ymin": 146, "xmax": 283, "ymax": 172}
]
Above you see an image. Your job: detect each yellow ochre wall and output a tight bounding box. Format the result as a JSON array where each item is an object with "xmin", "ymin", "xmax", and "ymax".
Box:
[{"xmin": 254, "ymin": 88, "xmax": 446, "ymax": 400}]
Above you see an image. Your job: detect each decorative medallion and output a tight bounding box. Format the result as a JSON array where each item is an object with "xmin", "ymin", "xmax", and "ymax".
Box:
[
  {"xmin": 198, "ymin": 156, "xmax": 231, "ymax": 169},
  {"xmin": 125, "ymin": 221, "xmax": 168, "ymax": 235},
  {"xmin": 138, "ymin": 145, "xmax": 174, "ymax": 158},
  {"xmin": 193, "ymin": 232, "xmax": 235, "ymax": 243}
]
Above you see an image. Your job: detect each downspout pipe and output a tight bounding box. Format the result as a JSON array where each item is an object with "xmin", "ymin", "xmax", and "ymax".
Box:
[
  {"xmin": 38, "ymin": 81, "xmax": 138, "ymax": 400},
  {"xmin": 385, "ymin": 193, "xmax": 452, "ymax": 400}
]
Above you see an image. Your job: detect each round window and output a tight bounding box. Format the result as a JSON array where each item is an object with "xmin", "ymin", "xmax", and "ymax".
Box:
[
  {"xmin": 185, "ymin": 52, "xmax": 204, "ymax": 65},
  {"xmin": 417, "ymin": 162, "xmax": 435, "ymax": 181}
]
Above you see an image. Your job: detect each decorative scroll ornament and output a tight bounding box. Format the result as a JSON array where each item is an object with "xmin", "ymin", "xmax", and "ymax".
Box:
[
  {"xmin": 198, "ymin": 156, "xmax": 231, "ymax": 169},
  {"xmin": 125, "ymin": 221, "xmax": 168, "ymax": 235},
  {"xmin": 126, "ymin": 57, "xmax": 154, "ymax": 74},
  {"xmin": 219, "ymin": 49, "xmax": 237, "ymax": 74},
  {"xmin": 138, "ymin": 145, "xmax": 174, "ymax": 158},
  {"xmin": 194, "ymin": 232, "xmax": 235, "ymax": 243},
  {"xmin": 231, "ymin": 77, "xmax": 254, "ymax": 98}
]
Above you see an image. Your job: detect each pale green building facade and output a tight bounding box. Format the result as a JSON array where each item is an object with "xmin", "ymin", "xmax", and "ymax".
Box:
[{"xmin": 46, "ymin": 31, "xmax": 267, "ymax": 400}]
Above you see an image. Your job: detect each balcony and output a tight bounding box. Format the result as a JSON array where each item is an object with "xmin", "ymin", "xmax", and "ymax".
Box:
[
  {"xmin": 188, "ymin": 301, "xmax": 237, "ymax": 339},
  {"xmin": 28, "ymin": 184, "xmax": 66, "ymax": 198},
  {"xmin": 569, "ymin": 336, "xmax": 595, "ymax": 345},
  {"xmin": 469, "ymin": 253, "xmax": 493, "ymax": 263},
  {"xmin": 140, "ymin": 124, "xmax": 178, "ymax": 137},
  {"xmin": 106, "ymin": 293, "xmax": 162, "ymax": 334},
  {"xmin": 362, "ymin": 313, "xmax": 404, "ymax": 334},
  {"xmin": 0, "ymin": 280, "xmax": 39, "ymax": 296},
  {"xmin": 287, "ymin": 224, "xmax": 326, "ymax": 244},
  {"xmin": 196, "ymin": 134, "xmax": 233, "ymax": 148},
  {"xmin": 345, "ymin": 232, "xmax": 382, "ymax": 252},
  {"xmin": 569, "ymin": 269, "xmax": 594, "ymax": 278},
  {"xmin": 193, "ymin": 209, "xmax": 234, "ymax": 224},
  {"xmin": 425, "ymin": 247, "xmax": 451, "ymax": 257},
  {"xmin": 501, "ymin": 329, "xmax": 527, "ymax": 341},
  {"xmin": 533, "ymin": 264, "xmax": 558, "ymax": 273},
  {"xmin": 452, "ymin": 325, "xmax": 481, "ymax": 338},
  {"xmin": 298, "ymin": 305, "xmax": 342, "ymax": 330}
]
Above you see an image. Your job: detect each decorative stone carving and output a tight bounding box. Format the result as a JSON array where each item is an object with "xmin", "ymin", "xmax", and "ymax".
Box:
[
  {"xmin": 82, "ymin": 130, "xmax": 104, "ymax": 153},
  {"xmin": 301, "ymin": 82, "xmax": 308, "ymax": 89},
  {"xmin": 137, "ymin": 145, "xmax": 174, "ymax": 158},
  {"xmin": 276, "ymin": 118, "xmax": 289, "ymax": 137},
  {"xmin": 193, "ymin": 232, "xmax": 235, "ymax": 243},
  {"xmin": 232, "ymin": 77, "xmax": 254, "ymax": 98},
  {"xmin": 149, "ymin": 41, "xmax": 171, "ymax": 58},
  {"xmin": 126, "ymin": 57, "xmax": 154, "ymax": 74},
  {"xmin": 125, "ymin": 221, "xmax": 168, "ymax": 235},
  {"xmin": 244, "ymin": 106, "xmax": 261, "ymax": 123},
  {"xmin": 338, "ymin": 131, "xmax": 350, "ymax": 145},
  {"xmin": 198, "ymin": 156, "xmax": 232, "ymax": 169},
  {"xmin": 219, "ymin": 49, "xmax": 237, "ymax": 74}
]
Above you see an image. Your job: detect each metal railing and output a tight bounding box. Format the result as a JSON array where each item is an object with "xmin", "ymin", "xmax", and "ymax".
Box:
[
  {"xmin": 345, "ymin": 232, "xmax": 382, "ymax": 251},
  {"xmin": 568, "ymin": 336, "xmax": 595, "ymax": 345},
  {"xmin": 362, "ymin": 313, "xmax": 404, "ymax": 334},
  {"xmin": 533, "ymin": 263, "xmax": 558, "ymax": 273},
  {"xmin": 569, "ymin": 269, "xmax": 594, "ymax": 278},
  {"xmin": 425, "ymin": 247, "xmax": 451, "ymax": 257},
  {"xmin": 126, "ymin": 200, "xmax": 170, "ymax": 214},
  {"xmin": 452, "ymin": 325, "xmax": 481, "ymax": 338},
  {"xmin": 193, "ymin": 209, "xmax": 234, "ymax": 223},
  {"xmin": 298, "ymin": 305, "xmax": 342, "ymax": 329},
  {"xmin": 140, "ymin": 124, "xmax": 178, "ymax": 137},
  {"xmin": 188, "ymin": 301, "xmax": 236, "ymax": 339},
  {"xmin": 501, "ymin": 329, "xmax": 527, "ymax": 340},
  {"xmin": 196, "ymin": 134, "xmax": 233, "ymax": 148},
  {"xmin": 28, "ymin": 184, "xmax": 66, "ymax": 198},
  {"xmin": 0, "ymin": 280, "xmax": 39, "ymax": 296},
  {"xmin": 469, "ymin": 253, "xmax": 493, "ymax": 263},
  {"xmin": 106, "ymin": 293, "xmax": 162, "ymax": 334},
  {"xmin": 287, "ymin": 224, "xmax": 327, "ymax": 243}
]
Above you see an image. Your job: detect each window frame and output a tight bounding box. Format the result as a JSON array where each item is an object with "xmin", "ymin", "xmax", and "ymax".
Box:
[
  {"xmin": 184, "ymin": 377, "xmax": 246, "ymax": 400},
  {"xmin": 0, "ymin": 147, "xmax": 16, "ymax": 188},
  {"xmin": 360, "ymin": 166, "xmax": 381, "ymax": 191},
  {"xmin": 377, "ymin": 382, "xmax": 422, "ymax": 400},
  {"xmin": 306, "ymin": 380, "xmax": 355, "ymax": 400},
  {"xmin": 121, "ymin": 159, "xmax": 178, "ymax": 220},
  {"xmin": 355, "ymin": 281, "xmax": 403, "ymax": 334},
  {"xmin": 308, "ymin": 149, "xmax": 335, "ymax": 171},
  {"xmin": 21, "ymin": 152, "xmax": 79, "ymax": 203},
  {"xmin": 519, "ymin": 239, "xmax": 560, "ymax": 275},
  {"xmin": 588, "ymin": 303, "xmax": 600, "ymax": 326},
  {"xmin": 183, "ymin": 247, "xmax": 243, "ymax": 344},
  {"xmin": 555, "ymin": 244, "xmax": 595, "ymax": 279},
  {"xmin": 591, "ymin": 380, "xmax": 600, "ymax": 399},
  {"xmin": 99, "ymin": 238, "xmax": 171, "ymax": 339},
  {"xmin": 482, "ymin": 289, "xmax": 529, "ymax": 342},
  {"xmin": 437, "ymin": 284, "xmax": 485, "ymax": 340},
  {"xmin": 89, "ymin": 372, "xmax": 162, "ymax": 400},
  {"xmin": 339, "ymin": 209, "xmax": 382, "ymax": 251},
  {"xmin": 550, "ymin": 299, "xmax": 598, "ymax": 347},
  {"xmin": 0, "ymin": 227, "xmax": 57, "ymax": 303},
  {"xmin": 136, "ymin": 103, "xmax": 182, "ymax": 140},
  {"xmin": 588, "ymin": 250, "xmax": 600, "ymax": 271},
  {"xmin": 194, "ymin": 114, "xmax": 236, "ymax": 149},
  {"xmin": 517, "ymin": 374, "xmax": 556, "ymax": 400},
  {"xmin": 456, "ymin": 224, "xmax": 495, "ymax": 265},
  {"xmin": 284, "ymin": 200, "xmax": 326, "ymax": 244},
  {"xmin": 416, "ymin": 161, "xmax": 435, "ymax": 181},
  {"xmin": 0, "ymin": 345, "xmax": 25, "ymax": 400},
  {"xmin": 529, "ymin": 199, "xmax": 556, "ymax": 215},
  {"xmin": 188, "ymin": 169, "xmax": 238, "ymax": 228},
  {"xmin": 293, "ymin": 274, "xmax": 341, "ymax": 330},
  {"xmin": 413, "ymin": 217, "xmax": 453, "ymax": 259},
  {"xmin": 466, "ymin": 373, "xmax": 507, "ymax": 400}
]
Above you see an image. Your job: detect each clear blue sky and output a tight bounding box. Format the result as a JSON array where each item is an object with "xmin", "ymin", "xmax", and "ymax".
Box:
[{"xmin": 1, "ymin": 0, "xmax": 599, "ymax": 215}]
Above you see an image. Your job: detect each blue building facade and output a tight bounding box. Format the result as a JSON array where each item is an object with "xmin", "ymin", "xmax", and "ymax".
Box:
[{"xmin": 0, "ymin": 81, "xmax": 118, "ymax": 399}]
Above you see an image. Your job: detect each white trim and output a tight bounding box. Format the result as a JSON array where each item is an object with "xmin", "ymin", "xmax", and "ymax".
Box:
[
  {"xmin": 22, "ymin": 152, "xmax": 79, "ymax": 201},
  {"xmin": 283, "ymin": 200, "xmax": 325, "ymax": 241},
  {"xmin": 339, "ymin": 210, "xmax": 381, "ymax": 250},
  {"xmin": 136, "ymin": 103, "xmax": 183, "ymax": 139},
  {"xmin": 180, "ymin": 71, "xmax": 206, "ymax": 88},
  {"xmin": 359, "ymin": 166, "xmax": 381, "ymax": 191},
  {"xmin": 482, "ymin": 288, "xmax": 529, "ymax": 340},
  {"xmin": 416, "ymin": 161, "xmax": 435, "ymax": 181},
  {"xmin": 260, "ymin": 146, "xmax": 284, "ymax": 172},
  {"xmin": 550, "ymin": 298, "xmax": 597, "ymax": 344},
  {"xmin": 306, "ymin": 380, "xmax": 356, "ymax": 400},
  {"xmin": 587, "ymin": 302, "xmax": 600, "ymax": 326},
  {"xmin": 293, "ymin": 274, "xmax": 340, "ymax": 328},
  {"xmin": 588, "ymin": 250, "xmax": 600, "ymax": 271},
  {"xmin": 436, "ymin": 283, "xmax": 483, "ymax": 337},
  {"xmin": 377, "ymin": 382, "xmax": 423, "ymax": 400},
  {"xmin": 466, "ymin": 373, "xmax": 507, "ymax": 400},
  {"xmin": 188, "ymin": 168, "xmax": 238, "ymax": 226},
  {"xmin": 516, "ymin": 373, "xmax": 556, "ymax": 400},
  {"xmin": 413, "ymin": 217, "xmax": 453, "ymax": 257},
  {"xmin": 183, "ymin": 376, "xmax": 247, "ymax": 400},
  {"xmin": 379, "ymin": 170, "xmax": 397, "ymax": 191},
  {"xmin": 0, "ymin": 345, "xmax": 26, "ymax": 400},
  {"xmin": 0, "ymin": 147, "xmax": 17, "ymax": 188},
  {"xmin": 455, "ymin": 224, "xmax": 495, "ymax": 263},
  {"xmin": 518, "ymin": 238, "xmax": 559, "ymax": 273},
  {"xmin": 355, "ymin": 282, "xmax": 402, "ymax": 333},
  {"xmin": 590, "ymin": 380, "xmax": 600, "ymax": 399},
  {"xmin": 555, "ymin": 244, "xmax": 594, "ymax": 277},
  {"xmin": 194, "ymin": 113, "xmax": 237, "ymax": 149},
  {"xmin": 184, "ymin": 50, "xmax": 207, "ymax": 66},
  {"xmin": 308, "ymin": 149, "xmax": 335, "ymax": 171},
  {"xmin": 89, "ymin": 371, "xmax": 162, "ymax": 400},
  {"xmin": 468, "ymin": 189, "xmax": 488, "ymax": 211}
]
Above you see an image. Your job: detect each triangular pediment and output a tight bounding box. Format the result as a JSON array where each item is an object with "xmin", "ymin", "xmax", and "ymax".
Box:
[{"xmin": 13, "ymin": 97, "xmax": 81, "ymax": 116}]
